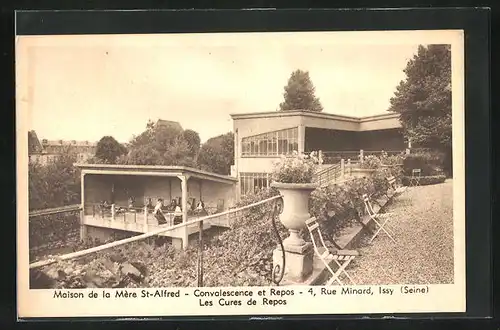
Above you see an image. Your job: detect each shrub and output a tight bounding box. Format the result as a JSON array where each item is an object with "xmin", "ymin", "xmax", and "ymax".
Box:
[
  {"xmin": 309, "ymin": 170, "xmax": 392, "ymax": 237},
  {"xmin": 360, "ymin": 155, "xmax": 382, "ymax": 169},
  {"xmin": 29, "ymin": 151, "xmax": 81, "ymax": 210},
  {"xmin": 403, "ymin": 151, "xmax": 445, "ymax": 176},
  {"xmin": 271, "ymin": 151, "xmax": 317, "ymax": 183},
  {"xmin": 402, "ymin": 175, "xmax": 446, "ymax": 186}
]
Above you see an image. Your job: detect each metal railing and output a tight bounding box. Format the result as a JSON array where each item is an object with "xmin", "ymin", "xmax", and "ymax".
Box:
[
  {"xmin": 313, "ymin": 163, "xmax": 342, "ymax": 187},
  {"xmin": 320, "ymin": 150, "xmax": 405, "ymax": 165},
  {"xmin": 29, "ymin": 195, "xmax": 285, "ymax": 287}
]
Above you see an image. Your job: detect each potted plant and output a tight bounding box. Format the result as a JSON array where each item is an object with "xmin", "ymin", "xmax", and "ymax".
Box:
[{"xmin": 270, "ymin": 151, "xmax": 318, "ymax": 247}]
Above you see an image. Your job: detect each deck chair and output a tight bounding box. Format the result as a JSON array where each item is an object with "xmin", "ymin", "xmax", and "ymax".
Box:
[
  {"xmin": 362, "ymin": 194, "xmax": 396, "ymax": 243},
  {"xmin": 409, "ymin": 169, "xmax": 421, "ymax": 187},
  {"xmin": 305, "ymin": 217, "xmax": 360, "ymax": 286}
]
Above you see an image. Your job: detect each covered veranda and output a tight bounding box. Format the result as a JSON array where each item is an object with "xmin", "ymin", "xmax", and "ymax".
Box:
[{"xmin": 75, "ymin": 164, "xmax": 238, "ymax": 249}]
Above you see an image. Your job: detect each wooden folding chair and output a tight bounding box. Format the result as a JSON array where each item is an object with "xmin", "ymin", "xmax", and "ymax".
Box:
[
  {"xmin": 362, "ymin": 194, "xmax": 396, "ymax": 243},
  {"xmin": 305, "ymin": 217, "xmax": 360, "ymax": 286},
  {"xmin": 409, "ymin": 169, "xmax": 421, "ymax": 187}
]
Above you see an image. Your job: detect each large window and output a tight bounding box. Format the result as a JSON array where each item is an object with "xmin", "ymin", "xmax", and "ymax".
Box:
[
  {"xmin": 240, "ymin": 172, "xmax": 271, "ymax": 195},
  {"xmin": 241, "ymin": 127, "xmax": 298, "ymax": 157}
]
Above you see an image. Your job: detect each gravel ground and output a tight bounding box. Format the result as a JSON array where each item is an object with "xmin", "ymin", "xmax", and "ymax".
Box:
[{"xmin": 344, "ymin": 179, "xmax": 454, "ymax": 285}]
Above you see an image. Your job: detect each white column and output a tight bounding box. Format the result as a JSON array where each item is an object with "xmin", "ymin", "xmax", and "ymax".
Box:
[
  {"xmin": 80, "ymin": 172, "xmax": 87, "ymax": 241},
  {"xmin": 298, "ymin": 124, "xmax": 305, "ymax": 154},
  {"xmin": 179, "ymin": 175, "xmax": 190, "ymax": 249},
  {"xmin": 340, "ymin": 159, "xmax": 345, "ymax": 178},
  {"xmin": 143, "ymin": 206, "xmax": 149, "ymax": 232}
]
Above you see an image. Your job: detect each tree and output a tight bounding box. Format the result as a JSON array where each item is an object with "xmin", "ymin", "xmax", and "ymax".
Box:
[
  {"xmin": 94, "ymin": 136, "xmax": 128, "ymax": 164},
  {"xmin": 279, "ymin": 69, "xmax": 323, "ymax": 112},
  {"xmin": 182, "ymin": 129, "xmax": 201, "ymax": 158},
  {"xmin": 118, "ymin": 120, "xmax": 197, "ymax": 167},
  {"xmin": 197, "ymin": 132, "xmax": 234, "ymax": 175},
  {"xmin": 389, "ymin": 45, "xmax": 451, "ymax": 148},
  {"xmin": 29, "ymin": 148, "xmax": 81, "ymax": 210},
  {"xmin": 388, "ymin": 44, "xmax": 452, "ymax": 172}
]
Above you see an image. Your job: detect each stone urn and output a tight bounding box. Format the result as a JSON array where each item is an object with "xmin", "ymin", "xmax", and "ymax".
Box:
[{"xmin": 270, "ymin": 182, "xmax": 317, "ymax": 247}]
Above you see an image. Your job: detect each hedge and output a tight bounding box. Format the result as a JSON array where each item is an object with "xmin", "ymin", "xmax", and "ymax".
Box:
[
  {"xmin": 402, "ymin": 151, "xmax": 445, "ymax": 176},
  {"xmin": 402, "ymin": 175, "xmax": 446, "ymax": 186}
]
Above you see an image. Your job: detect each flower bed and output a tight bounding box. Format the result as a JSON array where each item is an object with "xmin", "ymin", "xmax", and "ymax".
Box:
[{"xmin": 402, "ymin": 175, "xmax": 446, "ymax": 186}]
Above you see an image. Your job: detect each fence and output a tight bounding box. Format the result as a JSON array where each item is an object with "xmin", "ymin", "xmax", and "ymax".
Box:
[
  {"xmin": 313, "ymin": 163, "xmax": 342, "ymax": 187},
  {"xmin": 320, "ymin": 150, "xmax": 406, "ymax": 165},
  {"xmin": 29, "ymin": 195, "xmax": 284, "ymax": 288}
]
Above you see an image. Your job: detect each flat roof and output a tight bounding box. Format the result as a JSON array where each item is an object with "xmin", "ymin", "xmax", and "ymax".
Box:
[
  {"xmin": 74, "ymin": 163, "xmax": 238, "ymax": 184},
  {"xmin": 229, "ymin": 110, "xmax": 399, "ymax": 123}
]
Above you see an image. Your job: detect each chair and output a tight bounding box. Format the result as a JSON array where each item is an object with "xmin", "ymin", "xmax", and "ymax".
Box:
[
  {"xmin": 305, "ymin": 217, "xmax": 360, "ymax": 286},
  {"xmin": 385, "ymin": 175, "xmax": 407, "ymax": 200},
  {"xmin": 362, "ymin": 194, "xmax": 396, "ymax": 243},
  {"xmin": 409, "ymin": 169, "xmax": 421, "ymax": 187}
]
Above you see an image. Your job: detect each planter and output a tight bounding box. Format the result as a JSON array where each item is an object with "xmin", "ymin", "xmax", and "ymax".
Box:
[
  {"xmin": 349, "ymin": 168, "xmax": 376, "ymax": 179},
  {"xmin": 270, "ymin": 182, "xmax": 317, "ymax": 247}
]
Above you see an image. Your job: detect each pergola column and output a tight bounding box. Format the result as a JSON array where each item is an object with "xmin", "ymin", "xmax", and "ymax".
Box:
[
  {"xmin": 178, "ymin": 174, "xmax": 190, "ymax": 249},
  {"xmin": 298, "ymin": 124, "xmax": 305, "ymax": 154},
  {"xmin": 80, "ymin": 172, "xmax": 87, "ymax": 241}
]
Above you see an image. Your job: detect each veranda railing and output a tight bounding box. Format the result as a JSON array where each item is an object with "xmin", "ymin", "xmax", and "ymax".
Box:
[{"xmin": 28, "ymin": 195, "xmax": 285, "ymax": 287}]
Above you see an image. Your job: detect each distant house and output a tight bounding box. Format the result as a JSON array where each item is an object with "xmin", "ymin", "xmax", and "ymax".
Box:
[
  {"xmin": 28, "ymin": 130, "xmax": 97, "ymax": 165},
  {"xmin": 156, "ymin": 119, "xmax": 183, "ymax": 132},
  {"xmin": 28, "ymin": 130, "xmax": 43, "ymax": 155}
]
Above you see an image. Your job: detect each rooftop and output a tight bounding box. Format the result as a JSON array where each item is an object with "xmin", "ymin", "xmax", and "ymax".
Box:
[
  {"xmin": 229, "ymin": 110, "xmax": 399, "ymax": 122},
  {"xmin": 75, "ymin": 163, "xmax": 238, "ymax": 184}
]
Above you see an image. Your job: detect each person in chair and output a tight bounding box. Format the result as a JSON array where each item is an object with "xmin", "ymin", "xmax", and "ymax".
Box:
[{"xmin": 154, "ymin": 198, "xmax": 168, "ymax": 225}]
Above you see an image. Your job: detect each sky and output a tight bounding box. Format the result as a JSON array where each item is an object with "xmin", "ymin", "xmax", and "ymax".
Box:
[{"xmin": 17, "ymin": 31, "xmax": 439, "ymax": 144}]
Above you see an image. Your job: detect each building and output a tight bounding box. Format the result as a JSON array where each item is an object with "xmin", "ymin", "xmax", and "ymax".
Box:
[
  {"xmin": 28, "ymin": 133, "xmax": 97, "ymax": 165},
  {"xmin": 76, "ymin": 164, "xmax": 238, "ymax": 249},
  {"xmin": 231, "ymin": 110, "xmax": 408, "ymax": 196}
]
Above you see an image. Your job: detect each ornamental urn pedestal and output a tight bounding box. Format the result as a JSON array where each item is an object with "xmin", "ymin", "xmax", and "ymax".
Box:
[{"xmin": 270, "ymin": 182, "xmax": 317, "ymax": 283}]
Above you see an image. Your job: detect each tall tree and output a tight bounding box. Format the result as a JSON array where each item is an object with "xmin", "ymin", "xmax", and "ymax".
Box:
[
  {"xmin": 95, "ymin": 136, "xmax": 128, "ymax": 164},
  {"xmin": 118, "ymin": 120, "xmax": 197, "ymax": 167},
  {"xmin": 197, "ymin": 132, "xmax": 234, "ymax": 175},
  {"xmin": 279, "ymin": 69, "xmax": 323, "ymax": 112},
  {"xmin": 29, "ymin": 148, "xmax": 81, "ymax": 210},
  {"xmin": 182, "ymin": 129, "xmax": 201, "ymax": 158},
  {"xmin": 388, "ymin": 44, "xmax": 452, "ymax": 172}
]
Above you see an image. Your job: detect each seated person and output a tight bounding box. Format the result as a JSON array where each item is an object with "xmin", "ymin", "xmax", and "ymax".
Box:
[
  {"xmin": 128, "ymin": 197, "xmax": 135, "ymax": 210},
  {"xmin": 153, "ymin": 199, "xmax": 168, "ymax": 225},
  {"xmin": 173, "ymin": 205, "xmax": 182, "ymax": 225},
  {"xmin": 145, "ymin": 198, "xmax": 154, "ymax": 211}
]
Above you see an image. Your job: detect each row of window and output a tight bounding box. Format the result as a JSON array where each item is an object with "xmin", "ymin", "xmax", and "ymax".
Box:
[
  {"xmin": 241, "ymin": 127, "xmax": 299, "ymax": 157},
  {"xmin": 240, "ymin": 172, "xmax": 271, "ymax": 195}
]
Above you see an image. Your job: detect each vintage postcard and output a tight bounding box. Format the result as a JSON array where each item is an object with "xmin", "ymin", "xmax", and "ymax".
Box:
[{"xmin": 17, "ymin": 29, "xmax": 465, "ymax": 318}]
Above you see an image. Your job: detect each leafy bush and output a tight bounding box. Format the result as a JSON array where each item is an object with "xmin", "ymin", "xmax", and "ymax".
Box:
[
  {"xmin": 402, "ymin": 175, "xmax": 446, "ymax": 186},
  {"xmin": 271, "ymin": 151, "xmax": 317, "ymax": 183},
  {"xmin": 360, "ymin": 155, "xmax": 382, "ymax": 169},
  {"xmin": 403, "ymin": 151, "xmax": 445, "ymax": 176},
  {"xmin": 29, "ymin": 213, "xmax": 81, "ymax": 256},
  {"xmin": 309, "ymin": 169, "xmax": 391, "ymax": 236},
  {"xmin": 29, "ymin": 151, "xmax": 81, "ymax": 210}
]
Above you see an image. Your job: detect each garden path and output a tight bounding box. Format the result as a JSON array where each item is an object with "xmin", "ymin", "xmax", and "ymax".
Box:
[{"xmin": 345, "ymin": 179, "xmax": 454, "ymax": 285}]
